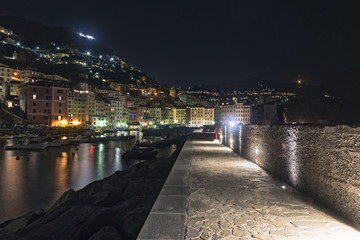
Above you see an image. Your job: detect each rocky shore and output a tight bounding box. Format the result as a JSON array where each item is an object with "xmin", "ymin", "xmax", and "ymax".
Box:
[{"xmin": 0, "ymin": 137, "xmax": 186, "ymax": 240}]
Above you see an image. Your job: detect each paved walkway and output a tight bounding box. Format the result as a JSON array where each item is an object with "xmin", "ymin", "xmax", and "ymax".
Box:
[{"xmin": 185, "ymin": 139, "xmax": 360, "ymax": 240}]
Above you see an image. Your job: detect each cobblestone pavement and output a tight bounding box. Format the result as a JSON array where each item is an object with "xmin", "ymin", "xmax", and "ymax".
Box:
[{"xmin": 185, "ymin": 140, "xmax": 360, "ymax": 240}]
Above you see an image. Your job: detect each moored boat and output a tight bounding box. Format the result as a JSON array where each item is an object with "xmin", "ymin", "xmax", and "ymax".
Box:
[{"xmin": 5, "ymin": 142, "xmax": 48, "ymax": 150}]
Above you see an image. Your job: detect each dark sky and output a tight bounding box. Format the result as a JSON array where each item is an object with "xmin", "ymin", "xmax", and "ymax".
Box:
[{"xmin": 1, "ymin": 0, "xmax": 360, "ymax": 87}]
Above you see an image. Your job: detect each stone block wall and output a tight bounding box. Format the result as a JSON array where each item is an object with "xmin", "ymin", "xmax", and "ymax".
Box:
[{"xmin": 220, "ymin": 124, "xmax": 360, "ymax": 223}]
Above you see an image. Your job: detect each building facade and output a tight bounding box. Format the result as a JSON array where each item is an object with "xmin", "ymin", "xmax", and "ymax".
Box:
[
  {"xmin": 220, "ymin": 102, "xmax": 251, "ymax": 125},
  {"xmin": 67, "ymin": 89, "xmax": 95, "ymax": 125},
  {"xmin": 20, "ymin": 84, "xmax": 68, "ymax": 126},
  {"xmin": 0, "ymin": 78, "xmax": 6, "ymax": 102},
  {"xmin": 187, "ymin": 107, "xmax": 215, "ymax": 126}
]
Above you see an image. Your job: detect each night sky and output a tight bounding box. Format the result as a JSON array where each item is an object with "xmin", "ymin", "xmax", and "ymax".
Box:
[{"xmin": 1, "ymin": 0, "xmax": 360, "ymax": 87}]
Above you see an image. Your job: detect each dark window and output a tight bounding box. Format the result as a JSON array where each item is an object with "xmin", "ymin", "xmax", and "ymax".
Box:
[
  {"xmin": 32, "ymin": 109, "xmax": 36, "ymax": 113},
  {"xmin": 59, "ymin": 109, "xmax": 61, "ymax": 113},
  {"xmin": 33, "ymin": 102, "xmax": 36, "ymax": 106},
  {"xmin": 33, "ymin": 88, "xmax": 36, "ymax": 92},
  {"xmin": 32, "ymin": 116, "xmax": 36, "ymax": 120},
  {"xmin": 58, "ymin": 90, "xmax": 63, "ymax": 93},
  {"xmin": 59, "ymin": 103, "xmax": 62, "ymax": 107},
  {"xmin": 46, "ymin": 103, "xmax": 48, "ymax": 107}
]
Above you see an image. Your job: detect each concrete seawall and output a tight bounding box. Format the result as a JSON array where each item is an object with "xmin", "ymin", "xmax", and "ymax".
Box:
[{"xmin": 220, "ymin": 124, "xmax": 360, "ymax": 223}]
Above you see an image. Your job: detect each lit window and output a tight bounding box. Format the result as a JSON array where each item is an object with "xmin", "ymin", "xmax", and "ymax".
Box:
[
  {"xmin": 58, "ymin": 116, "xmax": 62, "ymax": 120},
  {"xmin": 33, "ymin": 94, "xmax": 37, "ymax": 99}
]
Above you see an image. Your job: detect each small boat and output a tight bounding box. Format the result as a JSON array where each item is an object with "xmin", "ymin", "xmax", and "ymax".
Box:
[
  {"xmin": 107, "ymin": 135, "xmax": 135, "ymax": 141},
  {"xmin": 122, "ymin": 149, "xmax": 158, "ymax": 159},
  {"xmin": 5, "ymin": 142, "xmax": 48, "ymax": 150}
]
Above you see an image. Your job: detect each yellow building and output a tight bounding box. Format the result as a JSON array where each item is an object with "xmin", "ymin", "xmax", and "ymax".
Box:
[
  {"xmin": 204, "ymin": 108, "xmax": 215, "ymax": 125},
  {"xmin": 164, "ymin": 107, "xmax": 175, "ymax": 124},
  {"xmin": 174, "ymin": 108, "xmax": 186, "ymax": 124},
  {"xmin": 67, "ymin": 90, "xmax": 95, "ymax": 125},
  {"xmin": 0, "ymin": 63, "xmax": 13, "ymax": 82},
  {"xmin": 170, "ymin": 88, "xmax": 176, "ymax": 98},
  {"xmin": 93, "ymin": 98, "xmax": 111, "ymax": 127},
  {"xmin": 9, "ymin": 81, "xmax": 22, "ymax": 96},
  {"xmin": 187, "ymin": 107, "xmax": 214, "ymax": 126}
]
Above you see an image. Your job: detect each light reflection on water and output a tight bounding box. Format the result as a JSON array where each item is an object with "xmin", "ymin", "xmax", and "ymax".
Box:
[{"xmin": 0, "ymin": 133, "xmax": 139, "ymax": 222}]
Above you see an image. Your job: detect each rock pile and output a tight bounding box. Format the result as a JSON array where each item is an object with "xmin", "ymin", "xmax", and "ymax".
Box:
[{"xmin": 0, "ymin": 137, "xmax": 186, "ymax": 240}]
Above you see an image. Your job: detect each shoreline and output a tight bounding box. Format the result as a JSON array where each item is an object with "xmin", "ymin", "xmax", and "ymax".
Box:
[{"xmin": 0, "ymin": 136, "xmax": 187, "ymax": 240}]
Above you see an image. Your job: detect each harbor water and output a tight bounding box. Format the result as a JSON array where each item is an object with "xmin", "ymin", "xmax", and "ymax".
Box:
[{"xmin": 0, "ymin": 131, "xmax": 173, "ymax": 222}]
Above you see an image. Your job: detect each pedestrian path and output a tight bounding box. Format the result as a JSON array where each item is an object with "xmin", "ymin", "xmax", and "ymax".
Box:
[{"xmin": 185, "ymin": 139, "xmax": 360, "ymax": 240}]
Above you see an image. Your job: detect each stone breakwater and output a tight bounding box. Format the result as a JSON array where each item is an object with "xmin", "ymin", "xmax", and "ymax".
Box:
[
  {"xmin": 220, "ymin": 124, "xmax": 360, "ymax": 224},
  {"xmin": 0, "ymin": 137, "xmax": 186, "ymax": 240}
]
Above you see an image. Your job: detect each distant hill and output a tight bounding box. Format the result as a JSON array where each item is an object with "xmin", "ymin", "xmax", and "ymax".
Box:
[
  {"xmin": 191, "ymin": 78, "xmax": 329, "ymax": 97},
  {"xmin": 0, "ymin": 15, "xmax": 114, "ymax": 55}
]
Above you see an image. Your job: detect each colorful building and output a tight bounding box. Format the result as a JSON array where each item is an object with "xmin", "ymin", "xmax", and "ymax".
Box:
[
  {"xmin": 67, "ymin": 89, "xmax": 95, "ymax": 125},
  {"xmin": 20, "ymin": 83, "xmax": 68, "ymax": 126},
  {"xmin": 186, "ymin": 107, "xmax": 215, "ymax": 126},
  {"xmin": 174, "ymin": 107, "xmax": 186, "ymax": 124},
  {"xmin": 220, "ymin": 102, "xmax": 251, "ymax": 125},
  {"xmin": 0, "ymin": 63, "xmax": 13, "ymax": 83}
]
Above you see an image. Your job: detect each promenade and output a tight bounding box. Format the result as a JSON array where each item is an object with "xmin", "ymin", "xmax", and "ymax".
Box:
[{"xmin": 138, "ymin": 136, "xmax": 360, "ymax": 240}]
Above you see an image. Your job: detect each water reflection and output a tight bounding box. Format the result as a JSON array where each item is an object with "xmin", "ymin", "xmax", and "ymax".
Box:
[{"xmin": 0, "ymin": 135, "xmax": 136, "ymax": 222}]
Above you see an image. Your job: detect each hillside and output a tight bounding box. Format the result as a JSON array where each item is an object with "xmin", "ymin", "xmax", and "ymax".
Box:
[
  {"xmin": 0, "ymin": 15, "xmax": 113, "ymax": 55},
  {"xmin": 190, "ymin": 78, "xmax": 329, "ymax": 97},
  {"xmin": 0, "ymin": 16, "xmax": 159, "ymax": 87}
]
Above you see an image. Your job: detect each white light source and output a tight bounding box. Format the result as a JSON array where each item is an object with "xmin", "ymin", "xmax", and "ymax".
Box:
[
  {"xmin": 282, "ymin": 185, "xmax": 286, "ymax": 189},
  {"xmin": 229, "ymin": 121, "xmax": 236, "ymax": 127},
  {"xmin": 86, "ymin": 51, "xmax": 90, "ymax": 56},
  {"xmin": 255, "ymin": 148, "xmax": 259, "ymax": 154}
]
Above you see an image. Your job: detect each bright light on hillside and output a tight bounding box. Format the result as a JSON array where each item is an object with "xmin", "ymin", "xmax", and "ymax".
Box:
[{"xmin": 79, "ymin": 32, "xmax": 95, "ymax": 40}]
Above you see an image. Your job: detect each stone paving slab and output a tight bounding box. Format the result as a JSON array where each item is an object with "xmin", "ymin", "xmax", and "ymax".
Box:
[
  {"xmin": 137, "ymin": 140, "xmax": 193, "ymax": 240},
  {"xmin": 185, "ymin": 140, "xmax": 360, "ymax": 240},
  {"xmin": 152, "ymin": 196, "xmax": 187, "ymax": 213},
  {"xmin": 137, "ymin": 213, "xmax": 185, "ymax": 240}
]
